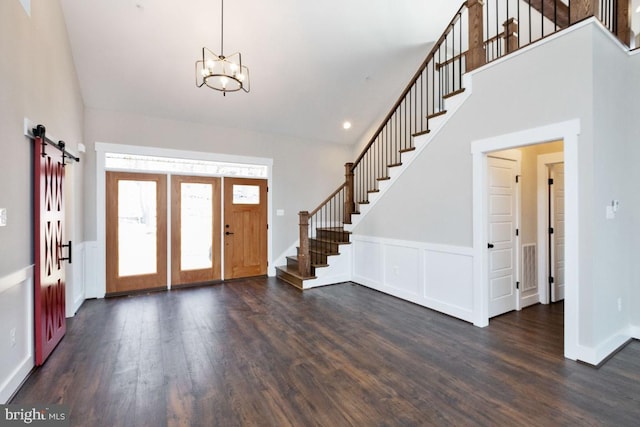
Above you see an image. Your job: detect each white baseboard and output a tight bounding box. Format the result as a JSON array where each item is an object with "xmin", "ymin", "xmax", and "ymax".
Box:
[{"xmin": 576, "ymin": 328, "xmax": 634, "ymax": 366}]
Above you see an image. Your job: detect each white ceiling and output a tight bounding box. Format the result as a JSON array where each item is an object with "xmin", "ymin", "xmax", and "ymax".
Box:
[{"xmin": 60, "ymin": 0, "xmax": 460, "ymax": 145}]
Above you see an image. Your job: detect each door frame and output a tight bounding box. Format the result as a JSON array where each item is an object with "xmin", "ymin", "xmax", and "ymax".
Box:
[
  {"xmin": 536, "ymin": 152, "xmax": 564, "ymax": 305},
  {"xmin": 486, "ymin": 151, "xmax": 521, "ymax": 317},
  {"xmin": 471, "ymin": 119, "xmax": 580, "ymax": 361},
  {"xmin": 94, "ymin": 143, "xmax": 273, "ymax": 299}
]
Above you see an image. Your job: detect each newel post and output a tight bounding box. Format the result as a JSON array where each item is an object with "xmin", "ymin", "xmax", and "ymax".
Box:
[
  {"xmin": 344, "ymin": 163, "xmax": 354, "ymax": 225},
  {"xmin": 503, "ymin": 18, "xmax": 519, "ymax": 54},
  {"xmin": 616, "ymin": 0, "xmax": 631, "ymax": 46},
  {"xmin": 569, "ymin": 0, "xmax": 597, "ymax": 23},
  {"xmin": 298, "ymin": 211, "xmax": 311, "ymax": 277},
  {"xmin": 467, "ymin": 0, "xmax": 486, "ymax": 72}
]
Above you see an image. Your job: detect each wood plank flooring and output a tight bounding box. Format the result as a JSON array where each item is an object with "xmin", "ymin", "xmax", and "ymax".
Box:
[{"xmin": 11, "ymin": 278, "xmax": 640, "ymax": 426}]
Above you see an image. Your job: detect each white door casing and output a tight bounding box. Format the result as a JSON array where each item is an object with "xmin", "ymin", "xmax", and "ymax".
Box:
[{"xmin": 487, "ymin": 156, "xmax": 518, "ymax": 318}]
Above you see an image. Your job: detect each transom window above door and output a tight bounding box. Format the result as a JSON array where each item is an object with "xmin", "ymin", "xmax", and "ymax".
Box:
[{"xmin": 105, "ymin": 153, "xmax": 268, "ymax": 178}]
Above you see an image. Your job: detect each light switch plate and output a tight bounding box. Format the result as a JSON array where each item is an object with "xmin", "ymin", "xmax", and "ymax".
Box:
[
  {"xmin": 0, "ymin": 208, "xmax": 6, "ymax": 227},
  {"xmin": 276, "ymin": 209, "xmax": 285, "ymax": 216}
]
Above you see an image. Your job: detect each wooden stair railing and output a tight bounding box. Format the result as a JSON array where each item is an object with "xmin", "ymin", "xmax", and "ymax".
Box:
[{"xmin": 279, "ymin": 0, "xmax": 633, "ymax": 287}]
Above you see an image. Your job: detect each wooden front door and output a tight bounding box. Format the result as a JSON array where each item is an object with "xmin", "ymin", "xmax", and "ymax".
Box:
[
  {"xmin": 171, "ymin": 175, "xmax": 222, "ymax": 286},
  {"xmin": 106, "ymin": 172, "xmax": 168, "ymax": 294},
  {"xmin": 223, "ymin": 178, "xmax": 268, "ymax": 279},
  {"xmin": 34, "ymin": 136, "xmax": 68, "ymax": 366}
]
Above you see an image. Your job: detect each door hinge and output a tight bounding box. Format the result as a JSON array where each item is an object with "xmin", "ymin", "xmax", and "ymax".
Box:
[
  {"xmin": 515, "ymin": 229, "xmax": 519, "ymax": 236},
  {"xmin": 516, "ymin": 281, "xmax": 520, "ymax": 290},
  {"xmin": 549, "ymin": 276, "xmax": 555, "ymax": 284},
  {"xmin": 548, "ymin": 178, "xmax": 554, "ymax": 185},
  {"xmin": 549, "ymin": 227, "xmax": 554, "ymax": 234}
]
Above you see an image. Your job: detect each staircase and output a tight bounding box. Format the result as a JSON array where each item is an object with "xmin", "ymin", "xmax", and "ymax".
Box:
[
  {"xmin": 276, "ymin": 0, "xmax": 631, "ymax": 290},
  {"xmin": 276, "ymin": 227, "xmax": 351, "ymax": 289}
]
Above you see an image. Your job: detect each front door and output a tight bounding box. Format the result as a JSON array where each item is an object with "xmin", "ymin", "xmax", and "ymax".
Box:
[
  {"xmin": 223, "ymin": 178, "xmax": 268, "ymax": 279},
  {"xmin": 550, "ymin": 163, "xmax": 565, "ymax": 302},
  {"xmin": 171, "ymin": 175, "xmax": 222, "ymax": 286},
  {"xmin": 106, "ymin": 171, "xmax": 168, "ymax": 294},
  {"xmin": 34, "ymin": 137, "xmax": 68, "ymax": 366},
  {"xmin": 487, "ymin": 156, "xmax": 518, "ymax": 318}
]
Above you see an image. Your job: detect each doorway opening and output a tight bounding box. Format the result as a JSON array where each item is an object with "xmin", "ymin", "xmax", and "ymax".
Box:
[{"xmin": 471, "ymin": 119, "xmax": 580, "ymax": 361}]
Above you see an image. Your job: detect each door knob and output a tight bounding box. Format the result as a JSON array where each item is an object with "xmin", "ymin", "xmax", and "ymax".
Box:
[
  {"xmin": 487, "ymin": 243, "xmax": 494, "ymax": 249},
  {"xmin": 225, "ymin": 231, "xmax": 234, "ymax": 236}
]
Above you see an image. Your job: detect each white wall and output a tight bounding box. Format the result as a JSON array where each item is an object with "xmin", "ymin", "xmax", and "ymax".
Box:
[
  {"xmin": 589, "ymin": 27, "xmax": 636, "ymax": 353},
  {"xmin": 350, "ymin": 21, "xmax": 638, "ymax": 363},
  {"xmin": 0, "ymin": 0, "xmax": 85, "ymax": 402},
  {"xmin": 83, "ymin": 108, "xmax": 353, "ymax": 265},
  {"xmin": 632, "ymin": 50, "xmax": 640, "ymax": 333}
]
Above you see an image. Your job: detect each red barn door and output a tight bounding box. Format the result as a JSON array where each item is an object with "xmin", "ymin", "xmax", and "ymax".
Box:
[{"xmin": 34, "ymin": 134, "xmax": 68, "ymax": 366}]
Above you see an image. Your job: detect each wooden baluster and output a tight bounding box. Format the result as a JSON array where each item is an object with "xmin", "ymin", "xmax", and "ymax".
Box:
[
  {"xmin": 569, "ymin": 0, "xmax": 597, "ymax": 24},
  {"xmin": 503, "ymin": 18, "xmax": 519, "ymax": 54},
  {"xmin": 344, "ymin": 163, "xmax": 354, "ymax": 225},
  {"xmin": 467, "ymin": 0, "xmax": 486, "ymax": 72},
  {"xmin": 298, "ymin": 211, "xmax": 311, "ymax": 277}
]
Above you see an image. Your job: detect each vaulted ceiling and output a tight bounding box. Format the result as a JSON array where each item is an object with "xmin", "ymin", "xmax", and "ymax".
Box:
[{"xmin": 60, "ymin": 0, "xmax": 460, "ymax": 145}]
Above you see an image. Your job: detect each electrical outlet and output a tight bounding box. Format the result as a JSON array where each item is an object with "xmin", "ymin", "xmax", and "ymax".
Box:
[
  {"xmin": 0, "ymin": 208, "xmax": 6, "ymax": 227},
  {"xmin": 10, "ymin": 328, "xmax": 16, "ymax": 348},
  {"xmin": 393, "ymin": 265, "xmax": 400, "ymax": 275},
  {"xmin": 617, "ymin": 298, "xmax": 622, "ymax": 312}
]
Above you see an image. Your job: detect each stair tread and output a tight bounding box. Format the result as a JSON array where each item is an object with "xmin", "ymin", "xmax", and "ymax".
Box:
[
  {"xmin": 427, "ymin": 110, "xmax": 447, "ymax": 120},
  {"xmin": 310, "ymin": 237, "xmax": 351, "ymax": 245},
  {"xmin": 276, "ymin": 265, "xmax": 316, "ymax": 280},
  {"xmin": 400, "ymin": 147, "xmax": 416, "ymax": 153},
  {"xmin": 286, "ymin": 255, "xmax": 328, "ymax": 269},
  {"xmin": 412, "ymin": 129, "xmax": 431, "ymax": 137},
  {"xmin": 316, "ymin": 227, "xmax": 351, "ymax": 233},
  {"xmin": 377, "ymin": 176, "xmax": 391, "ymax": 181},
  {"xmin": 443, "ymin": 87, "xmax": 466, "ymax": 99},
  {"xmin": 388, "ymin": 162, "xmax": 402, "ymax": 168}
]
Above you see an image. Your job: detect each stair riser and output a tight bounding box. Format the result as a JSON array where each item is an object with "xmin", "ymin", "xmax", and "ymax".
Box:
[
  {"xmin": 316, "ymin": 230, "xmax": 350, "ymax": 242},
  {"xmin": 310, "ymin": 240, "xmax": 339, "ymax": 253}
]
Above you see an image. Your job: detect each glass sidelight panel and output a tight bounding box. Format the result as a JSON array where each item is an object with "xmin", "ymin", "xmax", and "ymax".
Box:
[
  {"xmin": 117, "ymin": 180, "xmax": 158, "ymax": 277},
  {"xmin": 180, "ymin": 182, "xmax": 213, "ymax": 271},
  {"xmin": 171, "ymin": 176, "xmax": 221, "ymax": 286}
]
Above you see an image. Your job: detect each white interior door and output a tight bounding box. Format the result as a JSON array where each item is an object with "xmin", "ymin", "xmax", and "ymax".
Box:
[
  {"xmin": 488, "ymin": 156, "xmax": 518, "ymax": 317},
  {"xmin": 550, "ymin": 163, "xmax": 565, "ymax": 302}
]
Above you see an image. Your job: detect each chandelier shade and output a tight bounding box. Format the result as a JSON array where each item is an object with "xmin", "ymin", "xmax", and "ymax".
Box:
[{"xmin": 195, "ymin": 0, "xmax": 250, "ymax": 95}]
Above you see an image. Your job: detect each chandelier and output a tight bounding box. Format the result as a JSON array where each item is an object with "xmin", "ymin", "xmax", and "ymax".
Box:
[{"xmin": 195, "ymin": 0, "xmax": 250, "ymax": 95}]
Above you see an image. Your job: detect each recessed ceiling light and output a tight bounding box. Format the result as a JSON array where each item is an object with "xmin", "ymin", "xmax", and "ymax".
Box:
[{"xmin": 343, "ymin": 121, "xmax": 352, "ymax": 130}]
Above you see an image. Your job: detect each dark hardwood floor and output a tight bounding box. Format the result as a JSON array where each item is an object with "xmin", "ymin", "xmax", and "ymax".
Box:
[{"xmin": 11, "ymin": 278, "xmax": 640, "ymax": 426}]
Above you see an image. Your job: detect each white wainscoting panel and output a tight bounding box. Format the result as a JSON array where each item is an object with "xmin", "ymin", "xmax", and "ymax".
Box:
[
  {"xmin": 353, "ymin": 235, "xmax": 475, "ymax": 323},
  {"xmin": 0, "ymin": 266, "xmax": 35, "ymax": 403}
]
